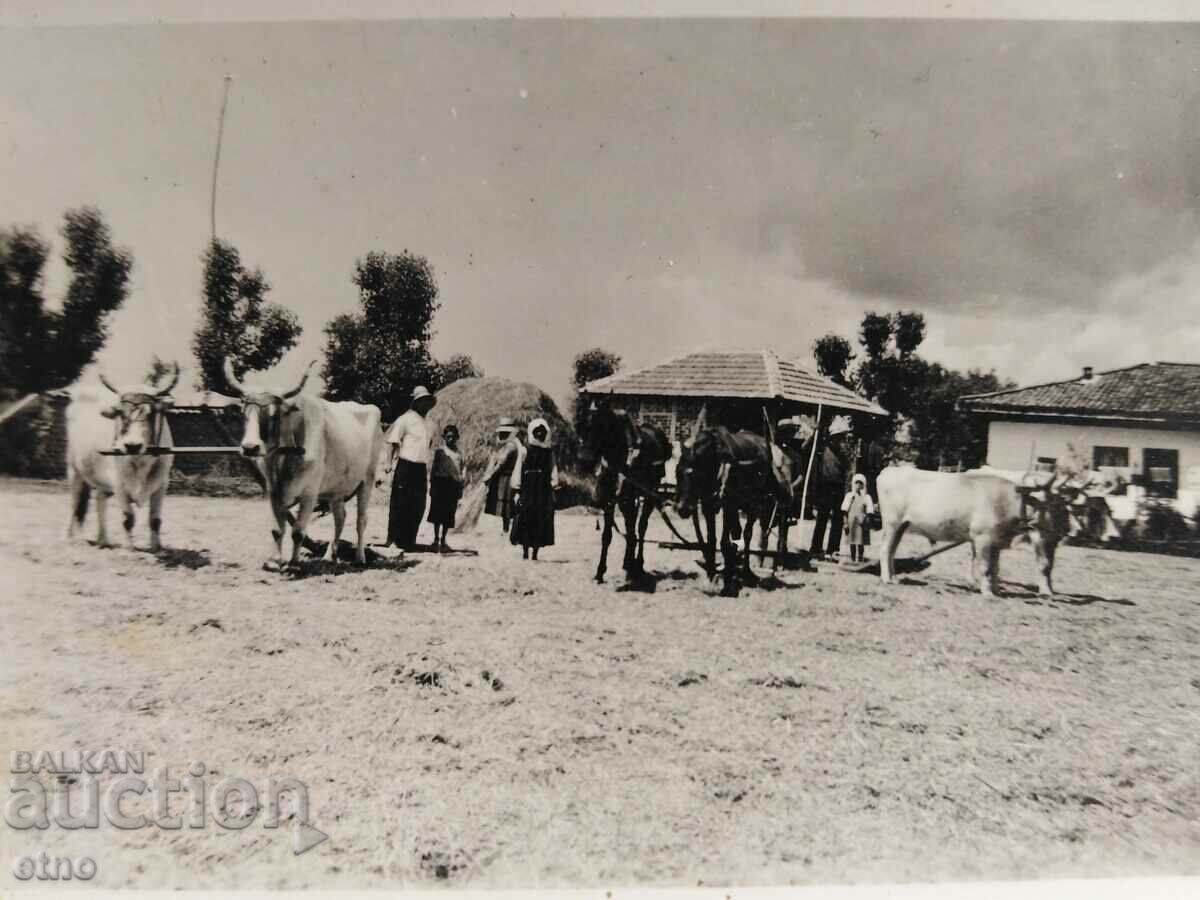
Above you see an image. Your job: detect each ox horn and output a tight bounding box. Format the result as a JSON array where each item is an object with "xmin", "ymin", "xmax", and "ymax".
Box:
[
  {"xmin": 223, "ymin": 357, "xmax": 246, "ymax": 397},
  {"xmin": 283, "ymin": 360, "xmax": 318, "ymax": 399},
  {"xmin": 154, "ymin": 360, "xmax": 181, "ymax": 397},
  {"xmin": 98, "ymin": 372, "xmax": 119, "ymax": 395}
]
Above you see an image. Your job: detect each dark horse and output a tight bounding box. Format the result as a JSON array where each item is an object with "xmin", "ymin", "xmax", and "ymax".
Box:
[
  {"xmin": 579, "ymin": 403, "xmax": 672, "ymax": 583},
  {"xmin": 675, "ymin": 415, "xmax": 794, "ymax": 597}
]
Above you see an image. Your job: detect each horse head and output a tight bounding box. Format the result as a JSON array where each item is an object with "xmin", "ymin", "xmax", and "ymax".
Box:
[{"xmin": 675, "ymin": 427, "xmax": 719, "ymax": 519}]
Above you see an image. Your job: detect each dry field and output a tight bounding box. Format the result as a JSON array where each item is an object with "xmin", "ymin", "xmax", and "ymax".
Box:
[{"xmin": 1, "ymin": 476, "xmax": 1198, "ymax": 889}]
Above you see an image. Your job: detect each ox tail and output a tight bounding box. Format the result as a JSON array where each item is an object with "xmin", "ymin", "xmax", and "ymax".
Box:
[{"xmin": 73, "ymin": 481, "xmax": 91, "ymax": 525}]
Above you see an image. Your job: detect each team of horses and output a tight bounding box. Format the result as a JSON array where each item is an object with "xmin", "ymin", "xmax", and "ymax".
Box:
[{"xmin": 579, "ymin": 400, "xmax": 802, "ymax": 597}]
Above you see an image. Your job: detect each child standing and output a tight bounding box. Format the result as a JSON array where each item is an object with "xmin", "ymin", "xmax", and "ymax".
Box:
[
  {"xmin": 841, "ymin": 473, "xmax": 875, "ymax": 563},
  {"xmin": 427, "ymin": 424, "xmax": 465, "ymax": 552},
  {"xmin": 510, "ymin": 418, "xmax": 558, "ymax": 561}
]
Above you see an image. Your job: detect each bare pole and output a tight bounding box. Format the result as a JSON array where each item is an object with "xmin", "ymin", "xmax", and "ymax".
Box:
[
  {"xmin": 210, "ymin": 74, "xmax": 233, "ymax": 242},
  {"xmin": 800, "ymin": 403, "xmax": 823, "ymax": 521}
]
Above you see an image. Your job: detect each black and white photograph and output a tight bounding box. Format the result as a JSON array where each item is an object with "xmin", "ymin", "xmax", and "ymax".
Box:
[{"xmin": 2, "ymin": 1, "xmax": 1198, "ymax": 893}]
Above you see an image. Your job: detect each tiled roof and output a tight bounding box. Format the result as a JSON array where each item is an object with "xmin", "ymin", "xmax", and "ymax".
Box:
[
  {"xmin": 582, "ymin": 349, "xmax": 887, "ymax": 416},
  {"xmin": 960, "ymin": 362, "xmax": 1200, "ymax": 423}
]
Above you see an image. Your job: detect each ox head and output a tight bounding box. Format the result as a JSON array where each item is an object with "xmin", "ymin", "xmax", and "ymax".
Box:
[
  {"xmin": 1015, "ymin": 472, "xmax": 1085, "ymax": 544},
  {"xmin": 97, "ymin": 361, "xmax": 180, "ymax": 455},
  {"xmin": 223, "ymin": 358, "xmax": 316, "ymax": 457}
]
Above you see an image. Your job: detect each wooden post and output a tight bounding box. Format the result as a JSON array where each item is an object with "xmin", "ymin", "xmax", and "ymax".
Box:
[{"xmin": 799, "ymin": 403, "xmax": 823, "ymax": 520}]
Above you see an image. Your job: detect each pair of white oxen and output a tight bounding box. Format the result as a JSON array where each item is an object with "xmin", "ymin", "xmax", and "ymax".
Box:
[{"xmin": 66, "ymin": 359, "xmax": 385, "ymax": 567}]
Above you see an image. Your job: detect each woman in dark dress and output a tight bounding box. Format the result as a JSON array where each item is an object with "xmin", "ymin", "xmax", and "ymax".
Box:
[
  {"xmin": 510, "ymin": 418, "xmax": 558, "ymax": 560},
  {"xmin": 427, "ymin": 424, "xmax": 464, "ymax": 552}
]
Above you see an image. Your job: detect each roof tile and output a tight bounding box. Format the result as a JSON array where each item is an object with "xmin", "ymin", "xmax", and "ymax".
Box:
[{"xmin": 960, "ymin": 362, "xmax": 1200, "ymax": 421}]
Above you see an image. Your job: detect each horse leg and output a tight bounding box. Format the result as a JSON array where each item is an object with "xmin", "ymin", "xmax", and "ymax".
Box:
[
  {"xmin": 596, "ymin": 503, "xmax": 615, "ymax": 583},
  {"xmin": 636, "ymin": 497, "xmax": 653, "ymax": 573},
  {"xmin": 774, "ymin": 514, "xmax": 789, "ymax": 573},
  {"xmin": 741, "ymin": 510, "xmax": 759, "ymax": 585},
  {"xmin": 720, "ymin": 503, "xmax": 740, "ymax": 597},
  {"xmin": 621, "ymin": 495, "xmax": 639, "ymax": 575},
  {"xmin": 702, "ymin": 503, "xmax": 720, "ymax": 584}
]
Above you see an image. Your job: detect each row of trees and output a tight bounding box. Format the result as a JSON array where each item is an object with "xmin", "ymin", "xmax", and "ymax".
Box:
[
  {"xmin": 2, "ymin": 209, "xmax": 1005, "ymax": 468},
  {"xmin": 0, "ymin": 207, "xmax": 483, "ymax": 425},
  {"xmin": 813, "ymin": 311, "xmax": 1014, "ymax": 469},
  {"xmin": 196, "ymin": 241, "xmax": 483, "ymax": 420}
]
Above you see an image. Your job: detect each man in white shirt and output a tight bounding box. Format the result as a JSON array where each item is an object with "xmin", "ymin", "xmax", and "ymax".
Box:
[{"xmin": 384, "ymin": 385, "xmax": 436, "ymax": 549}]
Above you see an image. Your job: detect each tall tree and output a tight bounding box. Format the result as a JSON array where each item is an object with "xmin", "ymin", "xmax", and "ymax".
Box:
[
  {"xmin": 193, "ymin": 239, "xmax": 302, "ymax": 391},
  {"xmin": 320, "ymin": 250, "xmax": 441, "ymax": 421},
  {"xmin": 571, "ymin": 347, "xmax": 622, "ymax": 429},
  {"xmin": 812, "ymin": 334, "xmax": 854, "ymax": 385},
  {"xmin": 0, "ymin": 207, "xmax": 133, "ymax": 394},
  {"xmin": 433, "ymin": 353, "xmax": 483, "ymax": 390}
]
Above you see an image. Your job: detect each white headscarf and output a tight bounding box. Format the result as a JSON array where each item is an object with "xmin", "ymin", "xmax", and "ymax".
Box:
[{"xmin": 527, "ymin": 417, "xmax": 552, "ymax": 449}]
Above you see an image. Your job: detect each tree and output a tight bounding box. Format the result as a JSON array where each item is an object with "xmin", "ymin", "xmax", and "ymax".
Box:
[
  {"xmin": 192, "ymin": 239, "xmax": 302, "ymax": 391},
  {"xmin": 812, "ymin": 334, "xmax": 854, "ymax": 385},
  {"xmin": 144, "ymin": 354, "xmax": 172, "ymax": 386},
  {"xmin": 433, "ymin": 353, "xmax": 483, "ymax": 390},
  {"xmin": 320, "ymin": 250, "xmax": 442, "ymax": 421},
  {"xmin": 906, "ymin": 366, "xmax": 1015, "ymax": 469},
  {"xmin": 571, "ymin": 347, "xmax": 622, "ymax": 429},
  {"xmin": 0, "ymin": 207, "xmax": 133, "ymax": 394}
]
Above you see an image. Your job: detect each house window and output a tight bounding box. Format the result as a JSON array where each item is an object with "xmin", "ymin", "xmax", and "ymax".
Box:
[
  {"xmin": 1093, "ymin": 446, "xmax": 1129, "ymax": 468},
  {"xmin": 1034, "ymin": 456, "xmax": 1057, "ymax": 472},
  {"xmin": 1142, "ymin": 448, "xmax": 1179, "ymax": 499}
]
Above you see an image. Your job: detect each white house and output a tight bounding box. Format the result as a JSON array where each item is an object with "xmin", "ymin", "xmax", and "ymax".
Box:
[{"xmin": 959, "ymin": 362, "xmax": 1200, "ymax": 521}]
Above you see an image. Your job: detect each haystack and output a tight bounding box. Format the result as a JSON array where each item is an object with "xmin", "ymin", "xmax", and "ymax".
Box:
[{"xmin": 425, "ymin": 377, "xmax": 591, "ymax": 531}]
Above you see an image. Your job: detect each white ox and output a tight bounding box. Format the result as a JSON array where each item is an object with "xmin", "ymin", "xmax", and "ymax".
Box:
[
  {"xmin": 66, "ymin": 363, "xmax": 180, "ymax": 552},
  {"xmin": 877, "ymin": 465, "xmax": 1077, "ymax": 597},
  {"xmin": 223, "ymin": 358, "xmax": 384, "ymax": 566}
]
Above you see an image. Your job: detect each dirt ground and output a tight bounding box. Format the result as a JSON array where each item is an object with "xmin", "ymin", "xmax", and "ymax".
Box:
[{"xmin": 2, "ymin": 476, "xmax": 1198, "ymax": 889}]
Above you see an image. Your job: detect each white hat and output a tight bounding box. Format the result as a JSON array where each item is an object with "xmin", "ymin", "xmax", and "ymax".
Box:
[
  {"xmin": 852, "ymin": 473, "xmax": 867, "ymax": 487},
  {"xmin": 828, "ymin": 415, "xmax": 851, "ymax": 436},
  {"xmin": 410, "ymin": 385, "xmax": 436, "ymax": 408}
]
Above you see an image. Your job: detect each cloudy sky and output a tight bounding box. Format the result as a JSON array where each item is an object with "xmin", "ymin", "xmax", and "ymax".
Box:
[{"xmin": 3, "ymin": 7, "xmax": 1199, "ymax": 403}]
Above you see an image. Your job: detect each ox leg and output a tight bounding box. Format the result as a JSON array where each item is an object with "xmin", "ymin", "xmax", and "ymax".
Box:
[
  {"xmin": 118, "ymin": 492, "xmax": 137, "ymax": 550},
  {"xmin": 975, "ymin": 537, "xmax": 999, "ymax": 597},
  {"xmin": 93, "ymin": 490, "xmax": 113, "ymax": 548},
  {"xmin": 291, "ymin": 495, "xmax": 317, "ymax": 567},
  {"xmin": 323, "ymin": 501, "xmax": 347, "ymax": 563},
  {"xmin": 1032, "ymin": 534, "xmax": 1057, "ymax": 597},
  {"xmin": 596, "ymin": 504, "xmax": 615, "ymax": 583},
  {"xmin": 67, "ymin": 470, "xmax": 90, "ymax": 539},
  {"xmin": 880, "ymin": 522, "xmax": 906, "ymax": 585},
  {"xmin": 269, "ymin": 501, "xmax": 289, "ymax": 569},
  {"xmin": 148, "ymin": 487, "xmax": 165, "ymax": 553}
]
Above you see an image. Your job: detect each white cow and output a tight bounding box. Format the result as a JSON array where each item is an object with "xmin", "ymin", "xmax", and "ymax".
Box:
[
  {"xmin": 223, "ymin": 358, "xmax": 384, "ymax": 567},
  {"xmin": 66, "ymin": 363, "xmax": 179, "ymax": 552},
  {"xmin": 877, "ymin": 464, "xmax": 1077, "ymax": 597}
]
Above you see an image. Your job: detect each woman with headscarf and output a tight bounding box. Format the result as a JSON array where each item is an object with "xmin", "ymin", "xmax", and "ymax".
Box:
[
  {"xmin": 427, "ymin": 423, "xmax": 464, "ymax": 552},
  {"xmin": 509, "ymin": 418, "xmax": 558, "ymax": 560},
  {"xmin": 481, "ymin": 417, "xmax": 524, "ymax": 534},
  {"xmin": 383, "ymin": 385, "xmax": 436, "ymax": 550}
]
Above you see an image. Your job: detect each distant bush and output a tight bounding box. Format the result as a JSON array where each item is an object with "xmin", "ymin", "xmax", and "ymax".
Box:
[{"xmin": 1136, "ymin": 496, "xmax": 1194, "ymax": 541}]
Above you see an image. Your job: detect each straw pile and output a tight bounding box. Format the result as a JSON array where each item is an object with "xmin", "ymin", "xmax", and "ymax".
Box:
[{"xmin": 424, "ymin": 377, "xmax": 589, "ymax": 531}]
